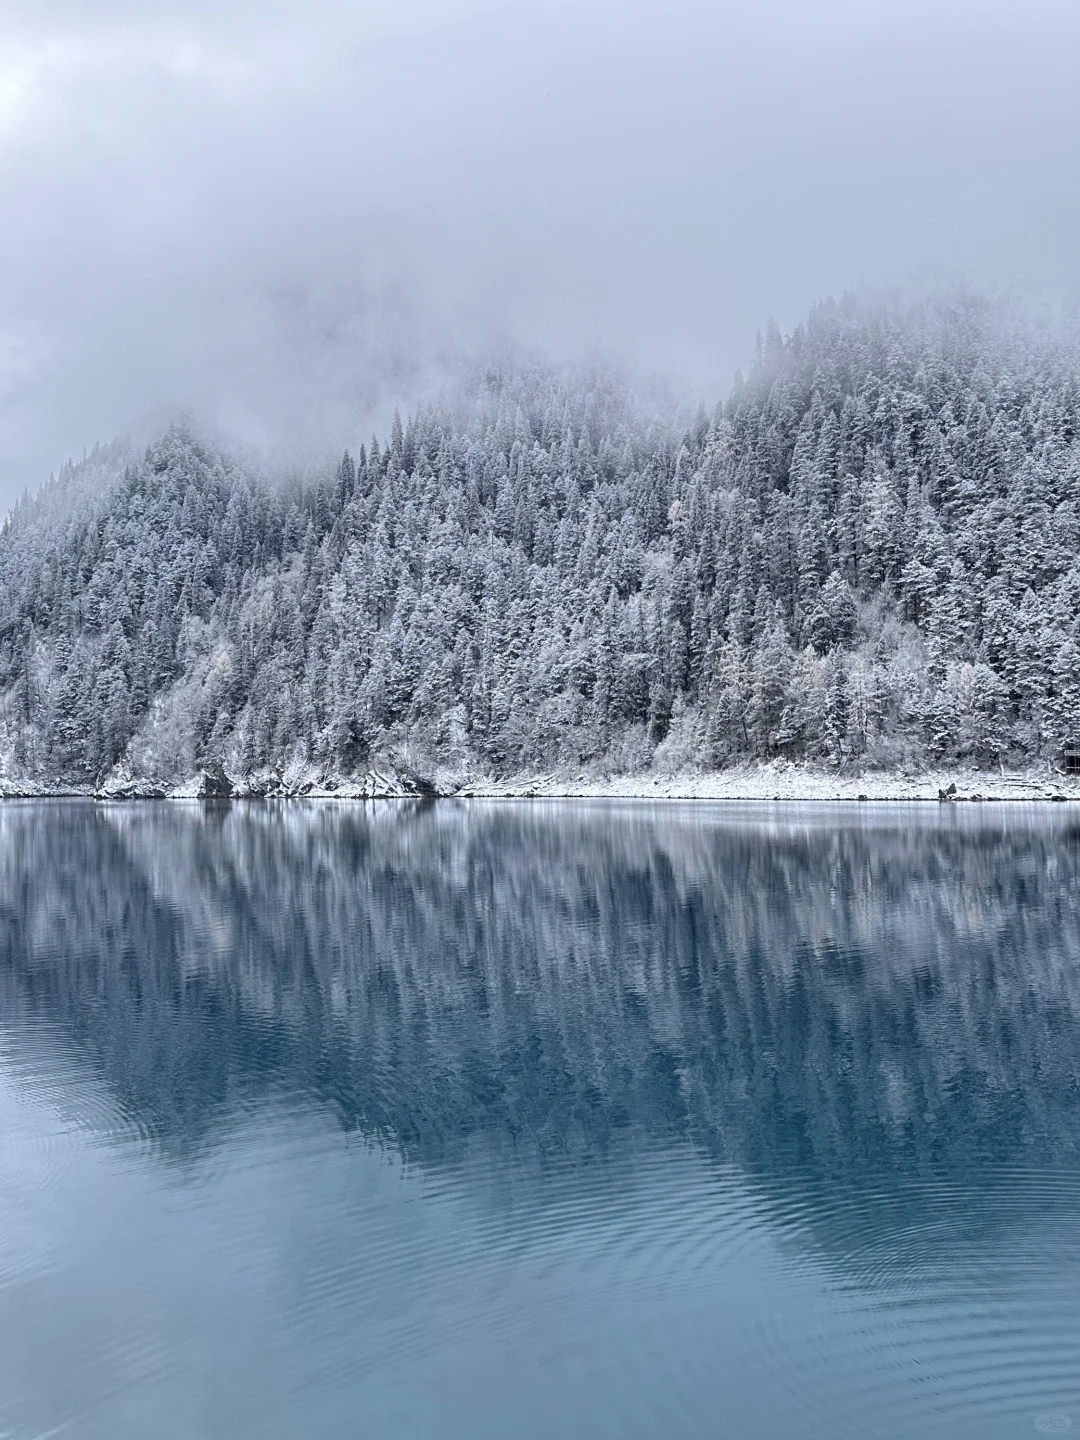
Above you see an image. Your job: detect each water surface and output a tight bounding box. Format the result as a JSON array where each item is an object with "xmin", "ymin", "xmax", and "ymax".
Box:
[{"xmin": 1, "ymin": 799, "xmax": 1078, "ymax": 1438}]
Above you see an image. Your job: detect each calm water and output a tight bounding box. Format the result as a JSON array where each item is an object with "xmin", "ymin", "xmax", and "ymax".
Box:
[{"xmin": 1, "ymin": 800, "xmax": 1079, "ymax": 1439}]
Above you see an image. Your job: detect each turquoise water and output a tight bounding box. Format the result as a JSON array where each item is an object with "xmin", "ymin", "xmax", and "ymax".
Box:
[{"xmin": 1, "ymin": 800, "xmax": 1078, "ymax": 1438}]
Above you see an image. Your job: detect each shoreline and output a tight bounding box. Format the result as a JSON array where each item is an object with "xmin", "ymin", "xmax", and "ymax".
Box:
[
  {"xmin": 453, "ymin": 767, "xmax": 1079, "ymax": 803},
  {"xmin": 2, "ymin": 764, "xmax": 1078, "ymax": 803}
]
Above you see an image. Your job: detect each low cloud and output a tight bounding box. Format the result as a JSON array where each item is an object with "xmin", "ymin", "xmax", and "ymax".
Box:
[{"xmin": 1, "ymin": 0, "xmax": 1079, "ymax": 498}]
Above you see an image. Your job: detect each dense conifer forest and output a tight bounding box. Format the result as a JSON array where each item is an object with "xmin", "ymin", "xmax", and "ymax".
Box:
[{"xmin": 2, "ymin": 290, "xmax": 1079, "ymax": 789}]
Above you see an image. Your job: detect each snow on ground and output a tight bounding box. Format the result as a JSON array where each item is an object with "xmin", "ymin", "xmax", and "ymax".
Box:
[
  {"xmin": 453, "ymin": 764, "xmax": 1080, "ymax": 803},
  {"xmin": 1, "ymin": 761, "xmax": 1077, "ymax": 803}
]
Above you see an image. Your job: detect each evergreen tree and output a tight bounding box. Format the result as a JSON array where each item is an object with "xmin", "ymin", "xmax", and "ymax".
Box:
[{"xmin": 1, "ymin": 291, "xmax": 1078, "ymax": 786}]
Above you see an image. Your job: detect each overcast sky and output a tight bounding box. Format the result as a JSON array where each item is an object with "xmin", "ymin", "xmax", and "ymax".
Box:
[{"xmin": 1, "ymin": 0, "xmax": 1079, "ymax": 498}]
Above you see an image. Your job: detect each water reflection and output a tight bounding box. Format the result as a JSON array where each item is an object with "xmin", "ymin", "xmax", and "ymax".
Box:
[{"xmin": 0, "ymin": 799, "xmax": 1078, "ymax": 1438}]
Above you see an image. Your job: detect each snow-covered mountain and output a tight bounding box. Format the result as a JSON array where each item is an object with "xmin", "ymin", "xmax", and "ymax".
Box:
[{"xmin": 2, "ymin": 291, "xmax": 1079, "ymax": 791}]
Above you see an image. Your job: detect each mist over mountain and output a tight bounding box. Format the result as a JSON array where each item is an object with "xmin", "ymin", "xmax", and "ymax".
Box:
[
  {"xmin": 1, "ymin": 289, "xmax": 1079, "ymax": 789},
  {"xmin": 4, "ymin": 0, "xmax": 1080, "ymax": 498}
]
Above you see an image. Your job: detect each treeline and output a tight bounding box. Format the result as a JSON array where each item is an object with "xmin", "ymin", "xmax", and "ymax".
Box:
[{"xmin": 1, "ymin": 289, "xmax": 1079, "ymax": 785}]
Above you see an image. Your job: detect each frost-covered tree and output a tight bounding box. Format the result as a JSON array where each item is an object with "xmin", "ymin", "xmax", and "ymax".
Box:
[{"xmin": 2, "ymin": 289, "xmax": 1080, "ymax": 786}]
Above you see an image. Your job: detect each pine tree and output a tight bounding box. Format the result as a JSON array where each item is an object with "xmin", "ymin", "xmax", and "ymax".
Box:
[{"xmin": 1, "ymin": 293, "xmax": 1078, "ymax": 784}]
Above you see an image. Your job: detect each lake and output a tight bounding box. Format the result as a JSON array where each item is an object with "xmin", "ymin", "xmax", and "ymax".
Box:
[{"xmin": 0, "ymin": 799, "xmax": 1078, "ymax": 1439}]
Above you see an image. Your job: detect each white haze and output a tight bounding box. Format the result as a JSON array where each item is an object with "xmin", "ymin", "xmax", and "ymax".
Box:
[{"xmin": 1, "ymin": 0, "xmax": 1079, "ymax": 500}]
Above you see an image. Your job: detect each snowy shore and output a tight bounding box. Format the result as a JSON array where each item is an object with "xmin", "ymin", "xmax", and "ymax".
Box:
[
  {"xmin": 452, "ymin": 765, "xmax": 1080, "ymax": 803},
  {"xmin": 1, "ymin": 761, "xmax": 1078, "ymax": 803}
]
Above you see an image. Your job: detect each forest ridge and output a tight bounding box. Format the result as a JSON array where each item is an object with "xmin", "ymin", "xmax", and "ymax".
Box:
[{"xmin": 1, "ymin": 290, "xmax": 1079, "ymax": 790}]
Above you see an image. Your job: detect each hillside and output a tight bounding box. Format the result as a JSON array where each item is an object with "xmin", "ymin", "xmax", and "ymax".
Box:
[{"xmin": 2, "ymin": 291, "xmax": 1079, "ymax": 793}]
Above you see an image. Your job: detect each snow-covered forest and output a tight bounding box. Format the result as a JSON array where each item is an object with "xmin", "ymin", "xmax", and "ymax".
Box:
[{"xmin": 2, "ymin": 291, "xmax": 1079, "ymax": 790}]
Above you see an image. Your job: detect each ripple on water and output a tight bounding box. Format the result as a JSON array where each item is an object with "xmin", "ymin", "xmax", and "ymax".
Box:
[
  {"xmin": 4, "ymin": 802, "xmax": 1080, "ymax": 1439},
  {"xmin": 2, "ymin": 1081, "xmax": 1080, "ymax": 1439},
  {"xmin": 726, "ymin": 1169, "xmax": 1080, "ymax": 1439}
]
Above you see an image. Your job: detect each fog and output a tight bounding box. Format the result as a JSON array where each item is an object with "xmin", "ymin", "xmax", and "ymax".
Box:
[{"xmin": 1, "ymin": 0, "xmax": 1079, "ymax": 501}]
